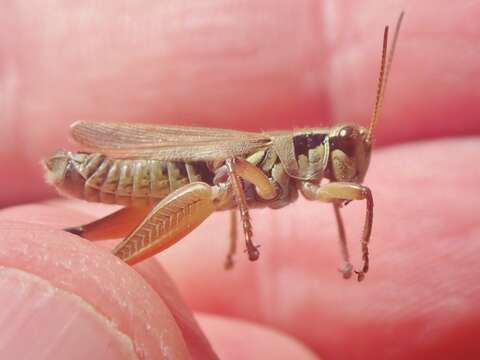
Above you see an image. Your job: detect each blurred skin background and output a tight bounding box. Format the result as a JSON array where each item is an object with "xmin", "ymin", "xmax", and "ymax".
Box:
[{"xmin": 0, "ymin": 0, "xmax": 479, "ymax": 359}]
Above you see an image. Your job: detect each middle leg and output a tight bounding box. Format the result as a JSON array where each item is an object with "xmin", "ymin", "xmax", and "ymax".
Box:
[
  {"xmin": 224, "ymin": 157, "xmax": 278, "ymax": 262},
  {"xmin": 225, "ymin": 158, "xmax": 259, "ymax": 261},
  {"xmin": 225, "ymin": 209, "xmax": 237, "ymax": 269}
]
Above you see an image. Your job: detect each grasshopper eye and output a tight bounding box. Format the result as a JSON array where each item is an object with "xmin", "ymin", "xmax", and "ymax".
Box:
[
  {"xmin": 331, "ymin": 126, "xmax": 360, "ymax": 157},
  {"xmin": 339, "ymin": 127, "xmax": 353, "ymax": 138},
  {"xmin": 339, "ymin": 126, "xmax": 359, "ymax": 139}
]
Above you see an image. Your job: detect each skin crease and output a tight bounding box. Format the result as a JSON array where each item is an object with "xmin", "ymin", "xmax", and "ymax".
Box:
[{"xmin": 0, "ymin": 0, "xmax": 479, "ymax": 359}]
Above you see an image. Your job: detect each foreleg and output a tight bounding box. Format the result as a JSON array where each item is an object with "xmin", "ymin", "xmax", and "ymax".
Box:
[{"xmin": 300, "ymin": 181, "xmax": 373, "ymax": 281}]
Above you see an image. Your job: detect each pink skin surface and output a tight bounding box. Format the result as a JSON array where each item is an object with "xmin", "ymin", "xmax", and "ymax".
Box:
[{"xmin": 0, "ymin": 0, "xmax": 479, "ymax": 359}]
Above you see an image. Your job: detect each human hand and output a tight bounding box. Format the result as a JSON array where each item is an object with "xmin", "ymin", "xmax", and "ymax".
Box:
[{"xmin": 0, "ymin": 1, "xmax": 479, "ymax": 359}]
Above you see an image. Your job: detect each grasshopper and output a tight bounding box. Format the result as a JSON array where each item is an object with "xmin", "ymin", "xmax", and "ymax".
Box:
[{"xmin": 45, "ymin": 13, "xmax": 403, "ymax": 281}]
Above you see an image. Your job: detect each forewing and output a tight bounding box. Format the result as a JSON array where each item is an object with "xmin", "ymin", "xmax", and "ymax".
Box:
[{"xmin": 71, "ymin": 122, "xmax": 272, "ymax": 161}]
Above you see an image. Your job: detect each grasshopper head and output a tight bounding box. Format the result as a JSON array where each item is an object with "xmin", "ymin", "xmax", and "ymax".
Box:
[
  {"xmin": 328, "ymin": 12, "xmax": 403, "ymax": 184},
  {"xmin": 328, "ymin": 125, "xmax": 371, "ymax": 183}
]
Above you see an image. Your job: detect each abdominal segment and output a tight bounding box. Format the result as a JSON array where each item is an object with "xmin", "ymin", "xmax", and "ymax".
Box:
[{"xmin": 49, "ymin": 152, "xmax": 213, "ymax": 206}]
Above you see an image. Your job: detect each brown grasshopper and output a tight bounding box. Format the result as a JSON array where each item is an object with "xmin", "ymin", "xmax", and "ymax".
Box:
[{"xmin": 45, "ymin": 13, "xmax": 403, "ymax": 281}]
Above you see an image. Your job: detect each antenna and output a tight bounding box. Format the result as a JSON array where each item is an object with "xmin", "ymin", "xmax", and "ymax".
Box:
[{"xmin": 366, "ymin": 12, "xmax": 405, "ymax": 144}]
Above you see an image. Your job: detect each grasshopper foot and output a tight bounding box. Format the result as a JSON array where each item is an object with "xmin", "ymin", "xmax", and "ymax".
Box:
[
  {"xmin": 354, "ymin": 270, "xmax": 366, "ymax": 282},
  {"xmin": 338, "ymin": 263, "xmax": 353, "ymax": 279},
  {"xmin": 246, "ymin": 244, "xmax": 260, "ymax": 261}
]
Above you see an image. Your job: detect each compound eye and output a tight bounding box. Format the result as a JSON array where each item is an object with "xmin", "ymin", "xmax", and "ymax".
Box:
[
  {"xmin": 339, "ymin": 126, "xmax": 358, "ymax": 138},
  {"xmin": 333, "ymin": 126, "xmax": 359, "ymax": 157}
]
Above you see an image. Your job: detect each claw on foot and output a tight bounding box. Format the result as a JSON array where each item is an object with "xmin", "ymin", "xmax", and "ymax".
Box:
[
  {"xmin": 246, "ymin": 245, "xmax": 260, "ymax": 261},
  {"xmin": 355, "ymin": 270, "xmax": 366, "ymax": 282}
]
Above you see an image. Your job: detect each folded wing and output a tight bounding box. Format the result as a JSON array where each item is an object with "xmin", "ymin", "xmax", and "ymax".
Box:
[{"xmin": 71, "ymin": 121, "xmax": 272, "ymax": 161}]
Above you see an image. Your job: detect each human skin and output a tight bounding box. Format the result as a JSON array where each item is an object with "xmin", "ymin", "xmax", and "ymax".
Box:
[{"xmin": 0, "ymin": 1, "xmax": 479, "ymax": 359}]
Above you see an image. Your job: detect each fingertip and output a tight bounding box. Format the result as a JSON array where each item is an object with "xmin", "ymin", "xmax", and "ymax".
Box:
[
  {"xmin": 0, "ymin": 267, "xmax": 137, "ymax": 360},
  {"xmin": 197, "ymin": 314, "xmax": 319, "ymax": 360},
  {"xmin": 133, "ymin": 260, "xmax": 219, "ymax": 360},
  {"xmin": 158, "ymin": 139, "xmax": 480, "ymax": 358},
  {"xmin": 0, "ymin": 201, "xmax": 219, "ymax": 359},
  {"xmin": 0, "ymin": 221, "xmax": 190, "ymax": 359}
]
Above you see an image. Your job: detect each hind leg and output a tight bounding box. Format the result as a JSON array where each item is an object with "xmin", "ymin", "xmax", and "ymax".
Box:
[
  {"xmin": 113, "ymin": 182, "xmax": 218, "ymax": 265},
  {"xmin": 65, "ymin": 206, "xmax": 152, "ymax": 241}
]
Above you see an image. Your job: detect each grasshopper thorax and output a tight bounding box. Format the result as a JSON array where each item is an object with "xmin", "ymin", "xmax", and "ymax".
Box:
[{"xmin": 327, "ymin": 124, "xmax": 371, "ymax": 184}]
